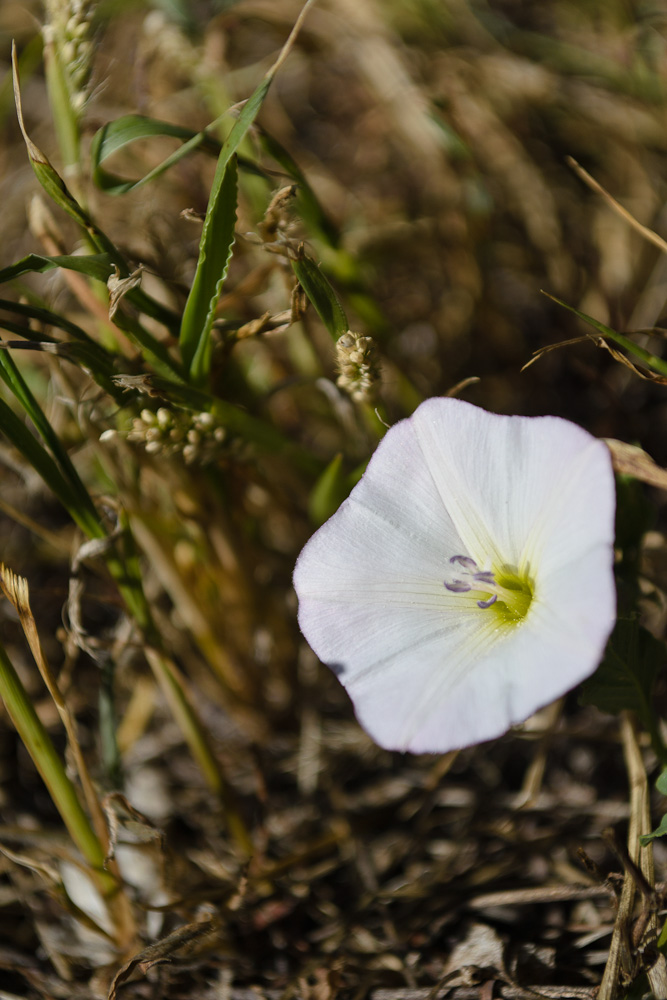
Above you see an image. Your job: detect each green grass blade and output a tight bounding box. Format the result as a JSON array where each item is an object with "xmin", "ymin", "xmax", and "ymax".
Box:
[
  {"xmin": 91, "ymin": 114, "xmax": 222, "ymax": 195},
  {"xmin": 0, "ymin": 393, "xmax": 100, "ymax": 536},
  {"xmin": 0, "ymin": 298, "xmax": 109, "ymax": 348},
  {"xmin": 179, "ymin": 154, "xmax": 239, "ymax": 385},
  {"xmin": 0, "ymin": 256, "xmax": 184, "ymax": 379},
  {"xmin": 0, "ymin": 349, "xmax": 102, "ymax": 533},
  {"xmin": 291, "ymin": 254, "xmax": 348, "ymax": 340},
  {"xmin": 0, "ymin": 252, "xmax": 116, "ymax": 285},
  {"xmin": 91, "ymin": 113, "xmax": 269, "ymax": 196}
]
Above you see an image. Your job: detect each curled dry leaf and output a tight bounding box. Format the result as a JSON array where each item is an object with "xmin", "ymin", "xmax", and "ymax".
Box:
[
  {"xmin": 604, "ymin": 440, "xmax": 667, "ymax": 492},
  {"xmin": 107, "ymin": 911, "xmax": 224, "ymax": 1000},
  {"xmin": 108, "ymin": 264, "xmax": 144, "ymax": 320}
]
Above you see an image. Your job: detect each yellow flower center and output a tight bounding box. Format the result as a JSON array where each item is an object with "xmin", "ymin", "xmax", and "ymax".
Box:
[
  {"xmin": 483, "ymin": 569, "xmax": 533, "ymax": 626},
  {"xmin": 444, "ymin": 555, "xmax": 533, "ymax": 626}
]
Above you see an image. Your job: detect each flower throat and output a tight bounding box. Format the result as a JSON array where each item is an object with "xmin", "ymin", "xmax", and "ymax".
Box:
[{"xmin": 444, "ymin": 555, "xmax": 533, "ymax": 624}]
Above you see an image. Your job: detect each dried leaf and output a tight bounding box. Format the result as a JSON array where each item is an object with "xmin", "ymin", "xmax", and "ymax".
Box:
[
  {"xmin": 604, "ymin": 440, "xmax": 667, "ymax": 491},
  {"xmin": 108, "ymin": 265, "xmax": 144, "ymax": 320},
  {"xmin": 101, "ymin": 792, "xmax": 166, "ymax": 868},
  {"xmin": 107, "ymin": 912, "xmax": 224, "ymax": 1000}
]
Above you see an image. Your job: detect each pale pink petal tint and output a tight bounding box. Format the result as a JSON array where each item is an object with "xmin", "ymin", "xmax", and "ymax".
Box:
[{"xmin": 293, "ymin": 398, "xmax": 616, "ymax": 754}]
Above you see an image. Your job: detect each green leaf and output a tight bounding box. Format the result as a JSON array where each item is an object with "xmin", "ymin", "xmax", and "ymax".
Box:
[
  {"xmin": 0, "ymin": 392, "xmax": 99, "ymax": 536},
  {"xmin": 0, "ymin": 349, "xmax": 101, "ymax": 536},
  {"xmin": 0, "ymin": 257, "xmax": 184, "ymax": 380},
  {"xmin": 179, "ymin": 68, "xmax": 279, "ymax": 386},
  {"xmin": 91, "ymin": 114, "xmax": 222, "ymax": 195},
  {"xmin": 308, "ymin": 453, "xmax": 348, "ymax": 526},
  {"xmin": 657, "ymin": 769, "xmax": 667, "ymax": 796},
  {"xmin": 0, "ymin": 252, "xmax": 116, "ymax": 285},
  {"xmin": 640, "ymin": 813, "xmax": 667, "ymax": 845},
  {"xmin": 90, "ymin": 113, "xmax": 269, "ymax": 196},
  {"xmin": 579, "ymin": 618, "xmax": 665, "ymax": 733},
  {"xmin": 291, "ymin": 255, "xmax": 348, "ymax": 341},
  {"xmin": 0, "ymin": 298, "xmax": 106, "ymax": 348},
  {"xmin": 179, "ymin": 155, "xmax": 238, "ymax": 385}
]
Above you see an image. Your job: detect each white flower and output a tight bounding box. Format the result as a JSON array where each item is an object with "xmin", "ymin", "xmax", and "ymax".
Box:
[{"xmin": 293, "ymin": 398, "xmax": 616, "ymax": 754}]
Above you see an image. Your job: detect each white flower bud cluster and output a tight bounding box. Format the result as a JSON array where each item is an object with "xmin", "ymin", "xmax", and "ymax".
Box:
[
  {"xmin": 335, "ymin": 331, "xmax": 381, "ymax": 402},
  {"xmin": 44, "ymin": 0, "xmax": 96, "ymax": 112},
  {"xmin": 125, "ymin": 408, "xmax": 227, "ymax": 466}
]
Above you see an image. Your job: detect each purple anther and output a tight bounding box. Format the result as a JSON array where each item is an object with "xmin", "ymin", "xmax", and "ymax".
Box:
[
  {"xmin": 473, "ymin": 571, "xmax": 496, "ymax": 585},
  {"xmin": 444, "ymin": 579, "xmax": 471, "ymax": 593},
  {"xmin": 449, "ymin": 555, "xmax": 478, "ymax": 570},
  {"xmin": 477, "ymin": 594, "xmax": 498, "ymax": 609}
]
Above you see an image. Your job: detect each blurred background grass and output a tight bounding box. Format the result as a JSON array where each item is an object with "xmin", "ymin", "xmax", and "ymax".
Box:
[{"xmin": 0, "ymin": 0, "xmax": 666, "ymax": 995}]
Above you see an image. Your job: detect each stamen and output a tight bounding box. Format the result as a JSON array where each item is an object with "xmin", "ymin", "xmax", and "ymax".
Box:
[
  {"xmin": 449, "ymin": 555, "xmax": 478, "ymax": 570},
  {"xmin": 443, "ymin": 554, "xmax": 533, "ymax": 623}
]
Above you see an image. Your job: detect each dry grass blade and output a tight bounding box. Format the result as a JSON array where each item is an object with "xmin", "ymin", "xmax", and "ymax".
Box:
[
  {"xmin": 521, "ymin": 336, "xmax": 597, "ymax": 371},
  {"xmin": 0, "ymin": 842, "xmax": 117, "ymax": 942},
  {"xmin": 266, "ymin": 0, "xmax": 321, "ymax": 80},
  {"xmin": 445, "ymin": 376, "xmax": 481, "ymax": 398},
  {"xmin": 598, "ymin": 713, "xmax": 656, "ymax": 1000},
  {"xmin": 596, "ymin": 340, "xmax": 667, "ymax": 385},
  {"xmin": 567, "ymin": 157, "xmax": 667, "ymax": 258},
  {"xmin": 129, "ymin": 516, "xmax": 251, "ymax": 700},
  {"xmin": 523, "ymin": 331, "xmax": 667, "ymax": 384}
]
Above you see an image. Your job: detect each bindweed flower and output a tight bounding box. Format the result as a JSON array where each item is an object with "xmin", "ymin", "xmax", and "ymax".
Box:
[{"xmin": 293, "ymin": 399, "xmax": 616, "ymax": 754}]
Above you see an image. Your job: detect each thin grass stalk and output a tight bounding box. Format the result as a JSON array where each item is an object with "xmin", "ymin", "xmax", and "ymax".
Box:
[
  {"xmin": 102, "ymin": 522, "xmax": 251, "ymax": 852},
  {"xmin": 144, "ymin": 647, "xmax": 253, "ymax": 857}
]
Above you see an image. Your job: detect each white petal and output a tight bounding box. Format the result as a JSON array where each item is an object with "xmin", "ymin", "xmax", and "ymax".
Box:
[
  {"xmin": 294, "ymin": 409, "xmax": 468, "ymax": 601},
  {"xmin": 410, "ymin": 399, "xmax": 614, "ymax": 573}
]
